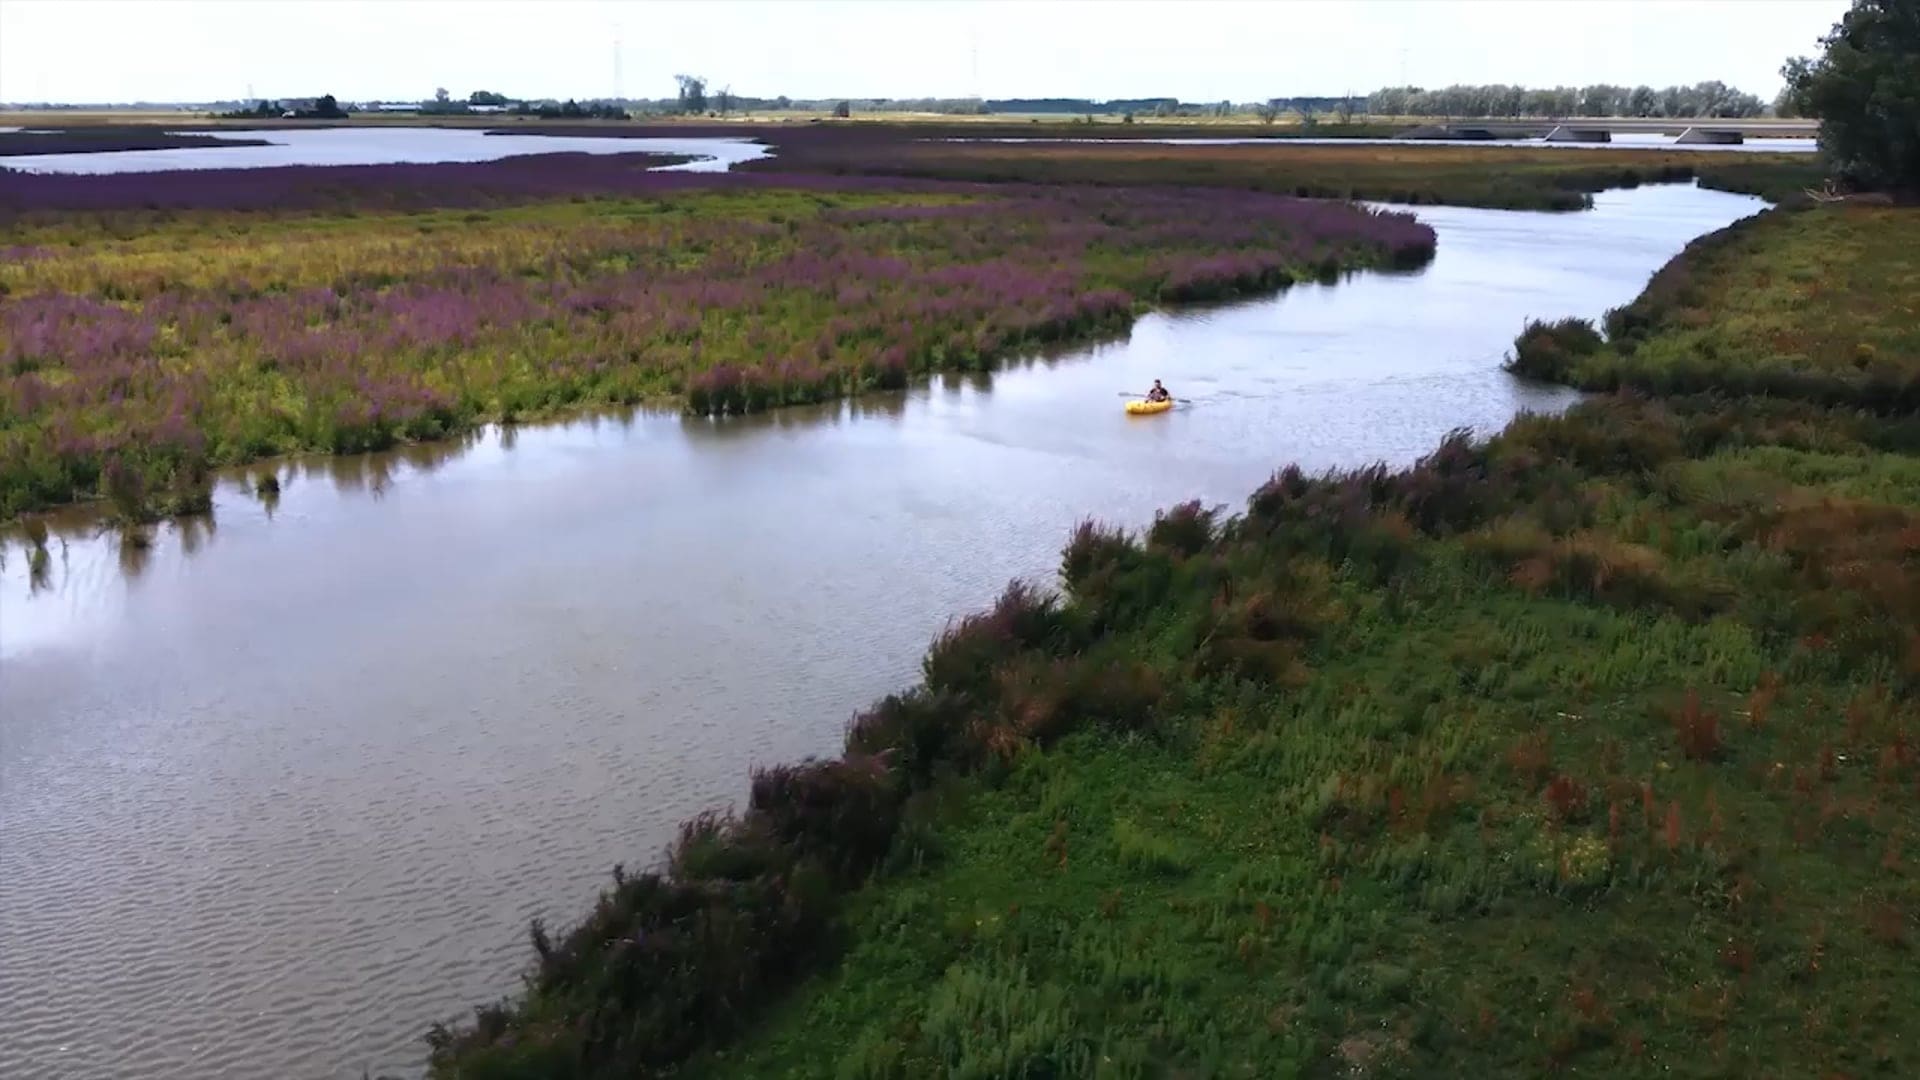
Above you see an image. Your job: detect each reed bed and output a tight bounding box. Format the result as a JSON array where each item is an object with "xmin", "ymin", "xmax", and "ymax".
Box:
[{"xmin": 737, "ymin": 129, "xmax": 1829, "ymax": 211}]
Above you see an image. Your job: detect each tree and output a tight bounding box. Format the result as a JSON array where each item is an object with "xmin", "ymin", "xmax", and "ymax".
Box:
[
  {"xmin": 1336, "ymin": 94, "xmax": 1356, "ymax": 124},
  {"xmin": 674, "ymin": 74, "xmax": 707, "ymax": 114},
  {"xmin": 1255, "ymin": 99, "xmax": 1280, "ymax": 124},
  {"xmin": 832, "ymin": 100, "xmax": 851, "ymax": 118},
  {"xmin": 469, "ymin": 90, "xmax": 509, "ymax": 107},
  {"xmin": 1783, "ymin": 0, "xmax": 1920, "ymax": 194},
  {"xmin": 716, "ymin": 85, "xmax": 734, "ymax": 116},
  {"xmin": 314, "ymin": 94, "xmax": 344, "ymax": 119},
  {"xmin": 434, "ymin": 87, "xmax": 450, "ymax": 104}
]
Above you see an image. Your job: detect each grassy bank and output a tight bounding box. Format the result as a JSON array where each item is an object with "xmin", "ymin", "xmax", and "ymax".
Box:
[
  {"xmin": 0, "ymin": 160, "xmax": 1431, "ymax": 518},
  {"xmin": 430, "ymin": 203, "xmax": 1919, "ymax": 1078},
  {"xmin": 742, "ymin": 133, "xmax": 1828, "ymax": 211},
  {"xmin": 1508, "ymin": 203, "xmax": 1920, "ymax": 410}
]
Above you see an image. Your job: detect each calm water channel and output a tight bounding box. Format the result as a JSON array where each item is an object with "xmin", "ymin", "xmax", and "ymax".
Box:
[
  {"xmin": 0, "ymin": 183, "xmax": 1767, "ymax": 1079},
  {"xmin": 0, "ymin": 127, "xmax": 770, "ymax": 174}
]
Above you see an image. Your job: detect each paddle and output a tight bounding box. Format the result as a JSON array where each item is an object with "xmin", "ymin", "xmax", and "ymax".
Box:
[{"xmin": 1120, "ymin": 393, "xmax": 1187, "ymax": 408}]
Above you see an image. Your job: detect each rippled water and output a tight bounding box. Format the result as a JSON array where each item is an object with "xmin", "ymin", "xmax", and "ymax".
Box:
[
  {"xmin": 0, "ymin": 126, "xmax": 770, "ymax": 174},
  {"xmin": 0, "ymin": 183, "xmax": 1767, "ymax": 1079}
]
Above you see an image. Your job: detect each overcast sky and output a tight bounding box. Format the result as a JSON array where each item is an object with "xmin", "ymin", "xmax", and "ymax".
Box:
[{"xmin": 0, "ymin": 0, "xmax": 1851, "ymax": 104}]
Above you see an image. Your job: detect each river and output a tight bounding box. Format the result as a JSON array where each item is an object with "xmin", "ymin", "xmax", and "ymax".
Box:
[{"xmin": 0, "ymin": 182, "xmax": 1766, "ymax": 1079}]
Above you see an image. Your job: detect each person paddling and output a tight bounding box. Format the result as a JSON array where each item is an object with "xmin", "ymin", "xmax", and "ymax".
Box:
[{"xmin": 1145, "ymin": 379, "xmax": 1171, "ymax": 403}]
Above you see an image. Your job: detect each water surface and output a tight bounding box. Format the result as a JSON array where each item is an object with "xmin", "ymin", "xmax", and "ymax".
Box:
[
  {"xmin": 0, "ymin": 183, "xmax": 1767, "ymax": 1079},
  {"xmin": 0, "ymin": 126, "xmax": 770, "ymax": 174}
]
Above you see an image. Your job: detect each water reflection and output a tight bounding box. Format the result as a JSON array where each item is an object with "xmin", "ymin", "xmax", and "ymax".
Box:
[
  {"xmin": 176, "ymin": 513, "xmax": 214, "ymax": 558},
  {"xmin": 115, "ymin": 526, "xmax": 153, "ymax": 580},
  {"xmin": 306, "ymin": 430, "xmax": 484, "ymax": 497},
  {"xmin": 0, "ymin": 184, "xmax": 1770, "ymax": 1080},
  {"xmin": 26, "ymin": 546, "xmax": 51, "ymax": 594},
  {"xmin": 938, "ymin": 370, "xmax": 995, "ymax": 396}
]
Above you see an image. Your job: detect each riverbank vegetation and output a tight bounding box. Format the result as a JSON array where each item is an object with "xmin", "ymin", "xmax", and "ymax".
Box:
[
  {"xmin": 0, "ymin": 162, "xmax": 1432, "ymax": 518},
  {"xmin": 742, "ymin": 133, "xmax": 1826, "ymax": 210},
  {"xmin": 428, "ymin": 201, "xmax": 1920, "ymax": 1077},
  {"xmin": 1506, "ymin": 203, "xmax": 1919, "ymax": 408}
]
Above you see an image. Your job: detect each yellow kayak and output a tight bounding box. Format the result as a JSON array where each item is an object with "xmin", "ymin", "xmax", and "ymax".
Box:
[{"xmin": 1125, "ymin": 398, "xmax": 1174, "ymax": 415}]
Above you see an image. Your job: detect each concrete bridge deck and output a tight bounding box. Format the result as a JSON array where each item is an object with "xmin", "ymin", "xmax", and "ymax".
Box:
[{"xmin": 1397, "ymin": 117, "xmax": 1816, "ymax": 142}]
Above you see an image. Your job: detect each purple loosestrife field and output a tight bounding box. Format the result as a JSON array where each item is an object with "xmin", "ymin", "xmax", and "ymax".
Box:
[{"xmin": 0, "ymin": 155, "xmax": 1434, "ymax": 517}]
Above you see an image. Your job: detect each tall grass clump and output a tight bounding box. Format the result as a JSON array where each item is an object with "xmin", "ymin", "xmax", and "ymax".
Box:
[{"xmin": 1505, "ymin": 316, "xmax": 1604, "ymax": 382}]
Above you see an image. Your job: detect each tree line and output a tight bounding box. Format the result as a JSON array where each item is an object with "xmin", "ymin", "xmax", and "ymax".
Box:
[
  {"xmin": 646, "ymin": 77, "xmax": 1776, "ymax": 121},
  {"xmin": 218, "ymin": 94, "xmax": 347, "ymax": 120}
]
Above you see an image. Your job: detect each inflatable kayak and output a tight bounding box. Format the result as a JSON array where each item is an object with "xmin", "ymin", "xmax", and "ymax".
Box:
[{"xmin": 1125, "ymin": 398, "xmax": 1174, "ymax": 415}]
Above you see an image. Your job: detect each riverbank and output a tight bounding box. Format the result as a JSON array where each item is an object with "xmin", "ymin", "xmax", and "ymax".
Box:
[
  {"xmin": 431, "ymin": 202, "xmax": 1919, "ymax": 1077},
  {"xmin": 1508, "ymin": 202, "xmax": 1920, "ymax": 410},
  {"xmin": 0, "ymin": 166, "xmax": 1431, "ymax": 520}
]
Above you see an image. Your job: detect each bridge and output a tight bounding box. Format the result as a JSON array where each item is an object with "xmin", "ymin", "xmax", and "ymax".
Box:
[{"xmin": 1396, "ymin": 117, "xmax": 1817, "ymax": 144}]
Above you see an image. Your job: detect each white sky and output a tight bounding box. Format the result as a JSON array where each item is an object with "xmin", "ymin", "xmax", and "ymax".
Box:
[{"xmin": 0, "ymin": 0, "xmax": 1851, "ymax": 104}]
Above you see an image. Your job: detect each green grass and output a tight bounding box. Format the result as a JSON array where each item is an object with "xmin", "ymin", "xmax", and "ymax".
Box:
[
  {"xmin": 1509, "ymin": 205, "xmax": 1920, "ymax": 410},
  {"xmin": 693, "ymin": 528, "xmax": 1914, "ymax": 1077}
]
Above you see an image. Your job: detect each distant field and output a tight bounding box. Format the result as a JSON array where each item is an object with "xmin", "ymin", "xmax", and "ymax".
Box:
[{"xmin": 741, "ymin": 132, "xmax": 1829, "ymax": 211}]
